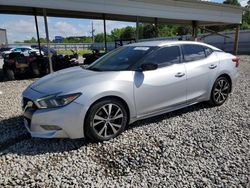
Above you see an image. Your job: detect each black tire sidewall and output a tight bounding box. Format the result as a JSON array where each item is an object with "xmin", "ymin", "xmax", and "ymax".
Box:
[
  {"xmin": 31, "ymin": 63, "xmax": 40, "ymax": 77},
  {"xmin": 6, "ymin": 69, "xmax": 15, "ymax": 80},
  {"xmin": 85, "ymin": 99, "xmax": 128, "ymax": 142}
]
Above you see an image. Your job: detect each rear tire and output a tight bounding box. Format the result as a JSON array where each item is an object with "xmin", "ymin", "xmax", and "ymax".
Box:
[
  {"xmin": 85, "ymin": 98, "xmax": 128, "ymax": 142},
  {"xmin": 6, "ymin": 69, "xmax": 15, "ymax": 80},
  {"xmin": 209, "ymin": 76, "xmax": 231, "ymax": 106}
]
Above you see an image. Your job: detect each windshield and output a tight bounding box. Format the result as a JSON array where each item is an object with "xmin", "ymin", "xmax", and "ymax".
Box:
[{"xmin": 87, "ymin": 46, "xmax": 155, "ymax": 71}]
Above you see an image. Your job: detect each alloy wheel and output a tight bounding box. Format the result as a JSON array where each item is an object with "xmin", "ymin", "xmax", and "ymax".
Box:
[
  {"xmin": 92, "ymin": 103, "xmax": 124, "ymax": 138},
  {"xmin": 213, "ymin": 78, "xmax": 230, "ymax": 104}
]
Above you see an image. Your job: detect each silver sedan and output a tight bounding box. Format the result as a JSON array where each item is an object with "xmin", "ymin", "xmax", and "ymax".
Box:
[{"xmin": 22, "ymin": 41, "xmax": 239, "ymax": 141}]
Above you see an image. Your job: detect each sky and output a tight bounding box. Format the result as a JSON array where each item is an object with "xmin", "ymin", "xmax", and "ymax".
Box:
[
  {"xmin": 0, "ymin": 0, "xmax": 248, "ymax": 43},
  {"xmin": 0, "ymin": 15, "xmax": 135, "ymax": 43}
]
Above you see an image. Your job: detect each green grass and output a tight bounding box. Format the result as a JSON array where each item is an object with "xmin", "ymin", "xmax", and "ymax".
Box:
[{"xmin": 57, "ymin": 49, "xmax": 92, "ymax": 56}]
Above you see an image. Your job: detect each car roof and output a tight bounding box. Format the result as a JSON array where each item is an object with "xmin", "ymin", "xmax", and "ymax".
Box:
[{"xmin": 127, "ymin": 40, "xmax": 221, "ymax": 51}]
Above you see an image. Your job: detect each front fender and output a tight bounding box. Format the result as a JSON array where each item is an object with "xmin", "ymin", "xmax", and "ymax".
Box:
[{"xmin": 75, "ymin": 80, "xmax": 136, "ymax": 123}]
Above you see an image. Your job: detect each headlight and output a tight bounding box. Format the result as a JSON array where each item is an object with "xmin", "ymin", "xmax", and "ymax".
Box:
[{"xmin": 35, "ymin": 93, "xmax": 81, "ymax": 109}]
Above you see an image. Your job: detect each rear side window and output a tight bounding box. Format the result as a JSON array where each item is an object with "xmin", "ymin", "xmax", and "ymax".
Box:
[
  {"xmin": 182, "ymin": 44, "xmax": 206, "ymax": 62},
  {"xmin": 144, "ymin": 46, "xmax": 181, "ymax": 67}
]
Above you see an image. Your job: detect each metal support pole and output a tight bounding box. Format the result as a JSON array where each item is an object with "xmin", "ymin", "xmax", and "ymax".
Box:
[
  {"xmin": 4, "ymin": 29, "xmax": 8, "ymax": 46},
  {"xmin": 136, "ymin": 16, "xmax": 139, "ymax": 41},
  {"xmin": 91, "ymin": 21, "xmax": 95, "ymax": 43},
  {"xmin": 43, "ymin": 8, "xmax": 53, "ymax": 73},
  {"xmin": 233, "ymin": 25, "xmax": 240, "ymax": 55},
  {"xmin": 154, "ymin": 18, "xmax": 159, "ymax": 38},
  {"xmin": 192, "ymin": 21, "xmax": 198, "ymax": 41},
  {"xmin": 33, "ymin": 8, "xmax": 41, "ymax": 55},
  {"xmin": 103, "ymin": 14, "xmax": 107, "ymax": 53}
]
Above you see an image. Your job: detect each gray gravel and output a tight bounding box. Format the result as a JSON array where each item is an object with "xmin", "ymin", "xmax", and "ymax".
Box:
[{"xmin": 0, "ymin": 56, "xmax": 249, "ymax": 187}]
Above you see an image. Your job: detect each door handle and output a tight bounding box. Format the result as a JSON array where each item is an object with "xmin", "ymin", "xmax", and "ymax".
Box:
[
  {"xmin": 209, "ymin": 64, "xmax": 217, "ymax": 69},
  {"xmin": 175, "ymin": 72, "xmax": 185, "ymax": 77}
]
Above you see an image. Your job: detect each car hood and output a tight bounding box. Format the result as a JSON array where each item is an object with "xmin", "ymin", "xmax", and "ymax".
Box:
[{"xmin": 29, "ymin": 66, "xmax": 117, "ymax": 95}]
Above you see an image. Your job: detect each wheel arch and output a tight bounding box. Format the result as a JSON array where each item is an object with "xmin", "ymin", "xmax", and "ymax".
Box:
[{"xmin": 83, "ymin": 95, "xmax": 131, "ymax": 135}]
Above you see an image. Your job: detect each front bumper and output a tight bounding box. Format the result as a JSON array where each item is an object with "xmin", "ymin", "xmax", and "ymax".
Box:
[{"xmin": 23, "ymin": 88, "xmax": 86, "ymax": 139}]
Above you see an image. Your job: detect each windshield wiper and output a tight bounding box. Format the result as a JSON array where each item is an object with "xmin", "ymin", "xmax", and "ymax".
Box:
[
  {"xmin": 80, "ymin": 65, "xmax": 88, "ymax": 69},
  {"xmin": 86, "ymin": 67, "xmax": 102, "ymax": 72},
  {"xmin": 80, "ymin": 65, "xmax": 100, "ymax": 71}
]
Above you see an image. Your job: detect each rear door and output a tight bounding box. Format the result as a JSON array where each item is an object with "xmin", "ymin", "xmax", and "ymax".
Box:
[
  {"xmin": 134, "ymin": 45, "xmax": 187, "ymax": 117},
  {"xmin": 182, "ymin": 44, "xmax": 219, "ymax": 103}
]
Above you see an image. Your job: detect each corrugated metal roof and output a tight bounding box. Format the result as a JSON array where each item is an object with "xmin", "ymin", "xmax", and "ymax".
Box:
[{"xmin": 0, "ymin": 0, "xmax": 245, "ymax": 24}]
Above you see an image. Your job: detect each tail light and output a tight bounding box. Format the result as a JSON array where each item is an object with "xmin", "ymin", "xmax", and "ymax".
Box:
[{"xmin": 232, "ymin": 57, "xmax": 240, "ymax": 67}]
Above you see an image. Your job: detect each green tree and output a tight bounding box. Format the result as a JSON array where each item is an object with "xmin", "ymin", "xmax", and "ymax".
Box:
[
  {"xmin": 142, "ymin": 24, "xmax": 156, "ymax": 39},
  {"xmin": 24, "ymin": 37, "xmax": 37, "ymax": 43},
  {"xmin": 176, "ymin": 26, "xmax": 191, "ymax": 36},
  {"xmin": 158, "ymin": 24, "xmax": 177, "ymax": 37},
  {"xmin": 110, "ymin": 26, "xmax": 136, "ymax": 40},
  {"xmin": 223, "ymin": 0, "xmax": 241, "ymax": 6},
  {"xmin": 94, "ymin": 33, "xmax": 112, "ymax": 42},
  {"xmin": 242, "ymin": 1, "xmax": 250, "ymax": 29},
  {"xmin": 111, "ymin": 28, "xmax": 125, "ymax": 40},
  {"xmin": 120, "ymin": 26, "xmax": 136, "ymax": 39},
  {"xmin": 39, "ymin": 38, "xmax": 47, "ymax": 43}
]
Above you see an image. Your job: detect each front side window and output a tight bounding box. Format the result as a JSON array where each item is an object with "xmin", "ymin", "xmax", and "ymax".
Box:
[
  {"xmin": 182, "ymin": 44, "xmax": 206, "ymax": 62},
  {"xmin": 142, "ymin": 46, "xmax": 181, "ymax": 67},
  {"xmin": 204, "ymin": 47, "xmax": 213, "ymax": 57},
  {"xmin": 87, "ymin": 46, "xmax": 155, "ymax": 71}
]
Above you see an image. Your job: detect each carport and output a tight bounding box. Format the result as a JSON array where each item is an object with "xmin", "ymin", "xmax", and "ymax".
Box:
[{"xmin": 0, "ymin": 0, "xmax": 244, "ymax": 72}]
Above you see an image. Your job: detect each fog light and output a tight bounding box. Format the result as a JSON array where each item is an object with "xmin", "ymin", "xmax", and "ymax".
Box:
[{"xmin": 41, "ymin": 125, "xmax": 62, "ymax": 131}]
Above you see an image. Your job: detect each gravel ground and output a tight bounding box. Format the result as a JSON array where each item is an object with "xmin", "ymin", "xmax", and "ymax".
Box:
[{"xmin": 0, "ymin": 56, "xmax": 249, "ymax": 187}]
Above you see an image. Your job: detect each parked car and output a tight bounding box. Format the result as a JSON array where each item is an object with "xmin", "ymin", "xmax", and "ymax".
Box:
[
  {"xmin": 82, "ymin": 49, "xmax": 106, "ymax": 65},
  {"xmin": 0, "ymin": 47, "xmax": 12, "ymax": 58},
  {"xmin": 51, "ymin": 50, "xmax": 79, "ymax": 71},
  {"xmin": 22, "ymin": 41, "xmax": 239, "ymax": 142},
  {"xmin": 31, "ymin": 45, "xmax": 57, "ymax": 56},
  {"xmin": 2, "ymin": 46, "xmax": 43, "ymax": 58},
  {"xmin": 83, "ymin": 39, "xmax": 136, "ymax": 65},
  {"xmin": 3, "ymin": 51, "xmax": 48, "ymax": 80}
]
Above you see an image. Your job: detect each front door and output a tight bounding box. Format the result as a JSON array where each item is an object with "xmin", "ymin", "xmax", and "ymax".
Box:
[{"xmin": 134, "ymin": 45, "xmax": 187, "ymax": 117}]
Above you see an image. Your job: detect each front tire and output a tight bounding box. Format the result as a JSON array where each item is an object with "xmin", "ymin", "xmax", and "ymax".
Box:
[
  {"xmin": 209, "ymin": 76, "xmax": 231, "ymax": 106},
  {"xmin": 6, "ymin": 69, "xmax": 15, "ymax": 80},
  {"xmin": 85, "ymin": 99, "xmax": 128, "ymax": 142},
  {"xmin": 31, "ymin": 63, "xmax": 40, "ymax": 77}
]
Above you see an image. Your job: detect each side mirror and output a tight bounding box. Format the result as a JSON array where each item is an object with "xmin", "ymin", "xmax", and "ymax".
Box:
[{"xmin": 140, "ymin": 63, "xmax": 158, "ymax": 71}]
